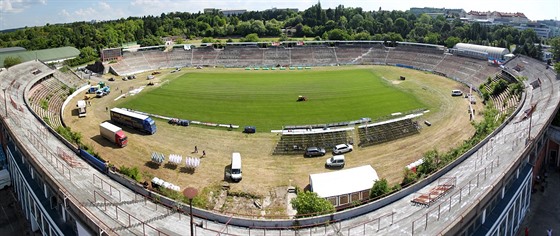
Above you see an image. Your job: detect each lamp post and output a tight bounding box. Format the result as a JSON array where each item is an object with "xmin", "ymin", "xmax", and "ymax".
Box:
[{"xmin": 183, "ymin": 187, "xmax": 198, "ymax": 236}]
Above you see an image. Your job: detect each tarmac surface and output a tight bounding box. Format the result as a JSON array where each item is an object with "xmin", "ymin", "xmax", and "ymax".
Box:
[{"xmin": 518, "ymin": 165, "xmax": 560, "ymax": 236}]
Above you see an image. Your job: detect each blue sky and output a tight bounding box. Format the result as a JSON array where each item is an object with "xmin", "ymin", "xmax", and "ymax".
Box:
[{"xmin": 0, "ymin": 0, "xmax": 559, "ymax": 31}]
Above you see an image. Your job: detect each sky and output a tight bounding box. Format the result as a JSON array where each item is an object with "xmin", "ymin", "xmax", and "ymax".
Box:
[{"xmin": 0, "ymin": 0, "xmax": 559, "ymax": 31}]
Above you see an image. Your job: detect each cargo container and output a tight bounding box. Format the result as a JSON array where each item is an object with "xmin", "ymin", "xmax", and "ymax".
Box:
[{"xmin": 100, "ymin": 122, "xmax": 128, "ymax": 147}]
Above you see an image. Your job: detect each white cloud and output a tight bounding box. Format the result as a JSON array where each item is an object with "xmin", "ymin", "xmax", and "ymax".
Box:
[
  {"xmin": 59, "ymin": 8, "xmax": 69, "ymax": 17},
  {"xmin": 58, "ymin": 1, "xmax": 127, "ymax": 23},
  {"xmin": 99, "ymin": 1, "xmax": 110, "ymax": 10},
  {"xmin": 0, "ymin": 0, "xmax": 46, "ymax": 13}
]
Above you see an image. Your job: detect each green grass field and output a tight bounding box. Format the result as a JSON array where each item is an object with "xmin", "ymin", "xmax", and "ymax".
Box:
[{"xmin": 118, "ymin": 69, "xmax": 426, "ymax": 131}]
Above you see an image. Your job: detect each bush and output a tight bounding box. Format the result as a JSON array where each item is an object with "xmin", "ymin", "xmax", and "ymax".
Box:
[
  {"xmin": 119, "ymin": 166, "xmax": 142, "ymax": 182},
  {"xmin": 40, "ymin": 99, "xmax": 48, "ymax": 110},
  {"xmin": 291, "ymin": 191, "xmax": 335, "ymax": 218},
  {"xmin": 401, "ymin": 168, "xmax": 418, "ymax": 186},
  {"xmin": 490, "ymin": 79, "xmax": 508, "ymax": 95},
  {"xmin": 370, "ymin": 178, "xmax": 390, "ymax": 198},
  {"xmin": 508, "ymin": 82, "xmax": 523, "ymax": 96}
]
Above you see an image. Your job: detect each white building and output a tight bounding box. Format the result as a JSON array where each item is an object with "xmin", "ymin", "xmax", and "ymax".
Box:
[
  {"xmin": 452, "ymin": 43, "xmax": 510, "ymax": 60},
  {"xmin": 309, "ymin": 165, "xmax": 379, "ymax": 208},
  {"xmin": 466, "ymin": 11, "xmax": 529, "ymax": 24},
  {"xmin": 515, "ymin": 23, "xmax": 552, "ymax": 38}
]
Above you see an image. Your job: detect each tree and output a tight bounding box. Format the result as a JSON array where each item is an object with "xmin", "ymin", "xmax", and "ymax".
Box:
[
  {"xmin": 417, "ymin": 149, "xmax": 438, "ymax": 174},
  {"xmin": 550, "ymin": 37, "xmax": 560, "ymax": 61},
  {"xmin": 327, "ymin": 29, "xmax": 350, "ymax": 40},
  {"xmin": 290, "ymin": 191, "xmax": 335, "ymax": 218},
  {"xmin": 353, "ymin": 31, "xmax": 372, "ymax": 40},
  {"xmin": 445, "ymin": 36, "xmax": 461, "ymax": 48},
  {"xmin": 3, "ymin": 56, "xmax": 22, "ymax": 68},
  {"xmin": 401, "ymin": 168, "xmax": 418, "ymax": 186},
  {"xmin": 79, "ymin": 46, "xmax": 97, "ymax": 59},
  {"xmin": 370, "ymin": 178, "xmax": 389, "ymax": 198},
  {"xmin": 394, "ymin": 17, "xmax": 409, "ymax": 37},
  {"xmin": 554, "ymin": 62, "xmax": 560, "ymax": 74},
  {"xmin": 240, "ymin": 33, "xmax": 259, "ymax": 42}
]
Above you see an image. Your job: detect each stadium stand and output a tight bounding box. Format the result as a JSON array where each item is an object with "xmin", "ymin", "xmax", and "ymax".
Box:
[
  {"xmin": 332, "ymin": 44, "xmax": 366, "ymax": 64},
  {"xmin": 27, "ymin": 76, "xmax": 69, "ymax": 129},
  {"xmin": 481, "ymin": 70, "xmax": 521, "ymax": 116},
  {"xmin": 358, "ymin": 115, "xmax": 422, "ymax": 147},
  {"xmin": 143, "ymin": 49, "xmax": 169, "ymax": 69},
  {"xmin": 52, "ymin": 70, "xmax": 87, "ymax": 88},
  {"xmin": 167, "ymin": 47, "xmax": 192, "ymax": 67},
  {"xmin": 191, "ymin": 46, "xmax": 221, "ymax": 66},
  {"xmin": 273, "ymin": 128, "xmax": 352, "ymax": 155},
  {"xmin": 2, "ymin": 45, "xmax": 559, "ymax": 236},
  {"xmin": 360, "ymin": 44, "xmax": 389, "ymax": 65},
  {"xmin": 263, "ymin": 47, "xmax": 291, "ymax": 66},
  {"xmin": 289, "ymin": 47, "xmax": 315, "ymax": 66},
  {"xmin": 312, "ymin": 47, "xmax": 337, "ymax": 65}
]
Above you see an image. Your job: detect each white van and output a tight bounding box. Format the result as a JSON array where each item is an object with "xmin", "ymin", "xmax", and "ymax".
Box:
[
  {"xmin": 230, "ymin": 152, "xmax": 242, "ymax": 182},
  {"xmin": 0, "ymin": 169, "xmax": 12, "ymax": 189}
]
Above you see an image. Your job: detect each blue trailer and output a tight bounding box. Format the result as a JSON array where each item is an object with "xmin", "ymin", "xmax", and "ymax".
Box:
[{"xmin": 110, "ymin": 108, "xmax": 157, "ymax": 134}]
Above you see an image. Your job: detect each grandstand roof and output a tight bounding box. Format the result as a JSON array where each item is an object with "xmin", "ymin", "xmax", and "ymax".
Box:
[
  {"xmin": 0, "ymin": 46, "xmax": 79, "ymax": 67},
  {"xmin": 453, "ymin": 43, "xmax": 509, "ymax": 57},
  {"xmin": 310, "ymin": 165, "xmax": 379, "ymax": 198},
  {"xmin": 0, "ymin": 47, "xmax": 26, "ymax": 54}
]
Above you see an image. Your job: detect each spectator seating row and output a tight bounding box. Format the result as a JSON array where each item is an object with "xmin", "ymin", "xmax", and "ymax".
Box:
[
  {"xmin": 273, "ymin": 130, "xmax": 350, "ymax": 155},
  {"xmin": 27, "ymin": 77, "xmax": 68, "ymax": 129},
  {"xmin": 109, "ymin": 45, "xmax": 501, "ymax": 93},
  {"xmin": 357, "ymin": 118, "xmax": 420, "ymax": 147}
]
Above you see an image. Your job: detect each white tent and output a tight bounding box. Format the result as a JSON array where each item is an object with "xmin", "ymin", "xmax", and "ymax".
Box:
[{"xmin": 309, "ymin": 165, "xmax": 379, "ymax": 199}]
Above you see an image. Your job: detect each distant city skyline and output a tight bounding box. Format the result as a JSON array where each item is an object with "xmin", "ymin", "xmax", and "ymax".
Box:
[{"xmin": 0, "ymin": 0, "xmax": 558, "ymax": 31}]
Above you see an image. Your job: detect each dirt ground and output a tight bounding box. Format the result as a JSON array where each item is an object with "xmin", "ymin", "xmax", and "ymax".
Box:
[{"xmin": 62, "ymin": 66, "xmax": 482, "ymax": 217}]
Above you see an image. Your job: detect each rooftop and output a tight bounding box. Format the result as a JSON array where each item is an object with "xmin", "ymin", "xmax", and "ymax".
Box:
[{"xmin": 310, "ymin": 165, "xmax": 379, "ymax": 198}]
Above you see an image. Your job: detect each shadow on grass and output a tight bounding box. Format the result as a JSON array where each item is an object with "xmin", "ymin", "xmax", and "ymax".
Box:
[
  {"xmin": 144, "ymin": 161, "xmax": 160, "ymax": 169},
  {"xmin": 163, "ymin": 162, "xmax": 178, "ymax": 170},
  {"xmin": 179, "ymin": 166, "xmax": 195, "ymax": 174}
]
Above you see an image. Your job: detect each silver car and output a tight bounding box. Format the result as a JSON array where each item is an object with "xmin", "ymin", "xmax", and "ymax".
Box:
[
  {"xmin": 333, "ymin": 144, "xmax": 353, "ymax": 154},
  {"xmin": 326, "ymin": 155, "xmax": 345, "ymax": 168}
]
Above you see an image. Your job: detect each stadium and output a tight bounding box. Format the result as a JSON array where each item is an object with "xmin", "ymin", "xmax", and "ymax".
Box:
[{"xmin": 0, "ymin": 41, "xmax": 558, "ymax": 236}]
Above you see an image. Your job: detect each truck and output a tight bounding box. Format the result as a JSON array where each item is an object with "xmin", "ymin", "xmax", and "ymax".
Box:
[
  {"xmin": 99, "ymin": 122, "xmax": 128, "ymax": 147},
  {"xmin": 77, "ymin": 100, "xmax": 87, "ymax": 117},
  {"xmin": 87, "ymin": 86, "xmax": 99, "ymax": 94},
  {"xmin": 110, "ymin": 108, "xmax": 157, "ymax": 134}
]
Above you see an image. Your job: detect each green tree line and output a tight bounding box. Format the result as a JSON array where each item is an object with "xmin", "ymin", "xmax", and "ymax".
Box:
[{"xmin": 1, "ymin": 3, "xmax": 558, "ymax": 61}]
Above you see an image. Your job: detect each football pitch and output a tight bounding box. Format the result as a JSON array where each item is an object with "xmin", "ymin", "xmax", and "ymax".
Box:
[{"xmin": 118, "ymin": 68, "xmax": 426, "ymax": 131}]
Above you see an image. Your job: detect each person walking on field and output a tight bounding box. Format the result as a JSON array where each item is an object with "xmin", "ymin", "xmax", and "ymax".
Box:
[
  {"xmin": 194, "ymin": 146, "xmax": 198, "ymax": 153},
  {"xmin": 202, "ymin": 150, "xmax": 206, "ymax": 157}
]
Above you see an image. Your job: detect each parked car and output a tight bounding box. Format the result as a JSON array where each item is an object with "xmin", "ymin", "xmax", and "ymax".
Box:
[
  {"xmin": 304, "ymin": 147, "xmax": 326, "ymax": 157},
  {"xmin": 451, "ymin": 90, "xmax": 463, "ymax": 96},
  {"xmin": 325, "ymin": 155, "xmax": 345, "ymax": 168},
  {"xmin": 333, "ymin": 144, "xmax": 353, "ymax": 154}
]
